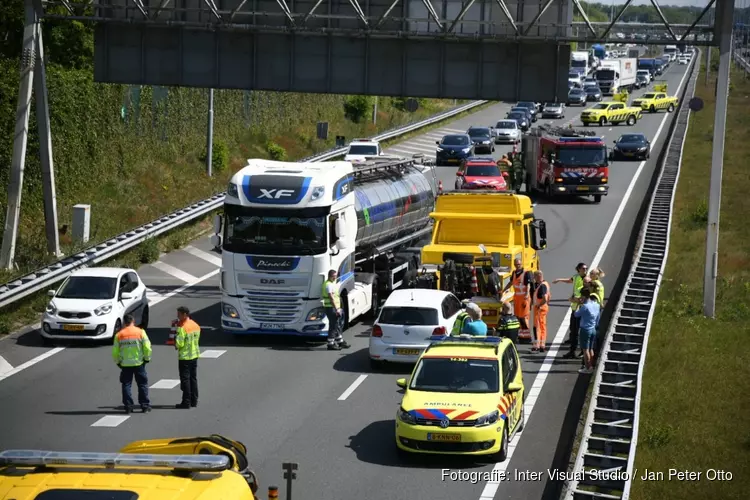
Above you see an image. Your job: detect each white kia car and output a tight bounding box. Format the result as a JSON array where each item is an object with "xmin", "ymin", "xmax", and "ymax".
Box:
[
  {"xmin": 41, "ymin": 267, "xmax": 149, "ymax": 343},
  {"xmin": 368, "ymin": 289, "xmax": 463, "ymax": 369}
]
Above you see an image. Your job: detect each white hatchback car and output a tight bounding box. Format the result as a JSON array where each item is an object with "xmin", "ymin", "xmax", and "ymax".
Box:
[
  {"xmin": 41, "ymin": 267, "xmax": 149, "ymax": 343},
  {"xmin": 368, "ymin": 289, "xmax": 463, "ymax": 369}
]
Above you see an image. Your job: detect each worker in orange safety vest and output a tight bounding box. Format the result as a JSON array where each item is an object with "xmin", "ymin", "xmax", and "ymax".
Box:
[
  {"xmin": 532, "ymin": 270, "xmax": 551, "ymax": 353},
  {"xmin": 503, "ymin": 258, "xmax": 534, "ymax": 339}
]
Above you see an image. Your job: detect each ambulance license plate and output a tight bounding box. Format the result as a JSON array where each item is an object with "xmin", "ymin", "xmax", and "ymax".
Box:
[{"xmin": 427, "ymin": 433, "xmax": 461, "ymax": 442}]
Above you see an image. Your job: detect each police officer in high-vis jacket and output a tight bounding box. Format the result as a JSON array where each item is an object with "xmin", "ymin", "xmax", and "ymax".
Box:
[
  {"xmin": 175, "ymin": 306, "xmax": 201, "ymax": 409},
  {"xmin": 450, "ymin": 308, "xmax": 471, "ymax": 335},
  {"xmin": 112, "ymin": 314, "xmax": 152, "ymax": 414},
  {"xmin": 322, "ymin": 270, "xmax": 350, "ymax": 351},
  {"xmin": 497, "ymin": 302, "xmax": 521, "ymax": 344}
]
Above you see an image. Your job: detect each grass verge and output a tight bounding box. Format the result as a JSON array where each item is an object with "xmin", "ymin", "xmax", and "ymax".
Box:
[{"xmin": 630, "ymin": 58, "xmax": 750, "ymax": 498}]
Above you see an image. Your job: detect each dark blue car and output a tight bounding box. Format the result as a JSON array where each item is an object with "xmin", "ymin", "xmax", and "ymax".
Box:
[{"xmin": 436, "ymin": 134, "xmax": 474, "ymax": 166}]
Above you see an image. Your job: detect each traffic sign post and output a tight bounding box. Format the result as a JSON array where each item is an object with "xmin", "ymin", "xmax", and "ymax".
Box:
[{"xmin": 282, "ymin": 462, "xmax": 297, "ymax": 500}]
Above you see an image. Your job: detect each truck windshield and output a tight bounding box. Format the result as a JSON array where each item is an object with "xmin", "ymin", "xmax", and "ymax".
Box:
[
  {"xmin": 597, "ymin": 70, "xmax": 616, "ymax": 80},
  {"xmin": 571, "ymin": 59, "xmax": 586, "ymax": 68},
  {"xmin": 410, "ymin": 357, "xmax": 499, "ymax": 393},
  {"xmin": 223, "ymin": 204, "xmax": 328, "ymax": 256},
  {"xmin": 556, "ymin": 146, "xmax": 607, "ymax": 166}
]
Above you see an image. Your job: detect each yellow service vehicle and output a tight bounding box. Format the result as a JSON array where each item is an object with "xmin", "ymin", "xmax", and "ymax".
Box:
[
  {"xmin": 416, "ymin": 192, "xmax": 546, "ymax": 329},
  {"xmin": 580, "ymin": 101, "xmax": 643, "ymax": 127},
  {"xmin": 631, "ymin": 89, "xmax": 678, "ymax": 113},
  {"xmin": 0, "ymin": 434, "xmax": 259, "ymax": 500}
]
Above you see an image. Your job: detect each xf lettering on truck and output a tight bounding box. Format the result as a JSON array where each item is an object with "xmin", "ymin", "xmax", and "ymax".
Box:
[
  {"xmin": 260, "ymin": 278, "xmax": 285, "ymax": 285},
  {"xmin": 259, "ymin": 188, "xmax": 295, "ymax": 199}
]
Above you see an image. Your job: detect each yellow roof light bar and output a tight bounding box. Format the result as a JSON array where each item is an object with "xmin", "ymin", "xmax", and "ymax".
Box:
[{"xmin": 0, "ymin": 450, "xmax": 230, "ymax": 471}]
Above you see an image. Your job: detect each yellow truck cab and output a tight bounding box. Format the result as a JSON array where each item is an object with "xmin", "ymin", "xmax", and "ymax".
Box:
[
  {"xmin": 421, "ymin": 192, "xmax": 545, "ymax": 270},
  {"xmin": 418, "ymin": 192, "xmax": 546, "ymax": 329},
  {"xmin": 0, "ymin": 435, "xmax": 258, "ymax": 500}
]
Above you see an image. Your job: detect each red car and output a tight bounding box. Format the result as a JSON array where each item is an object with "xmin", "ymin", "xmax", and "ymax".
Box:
[{"xmin": 455, "ymin": 157, "xmax": 508, "ymax": 191}]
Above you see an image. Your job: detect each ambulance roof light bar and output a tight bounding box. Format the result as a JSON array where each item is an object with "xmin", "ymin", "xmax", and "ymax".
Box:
[{"xmin": 0, "ymin": 450, "xmax": 230, "ymax": 471}]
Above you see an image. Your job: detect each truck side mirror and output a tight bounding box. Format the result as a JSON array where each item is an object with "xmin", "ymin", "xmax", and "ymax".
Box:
[
  {"xmin": 210, "ymin": 234, "xmax": 221, "ymax": 249},
  {"xmin": 530, "ymin": 219, "xmax": 547, "ymax": 251},
  {"xmin": 334, "ymin": 218, "xmax": 349, "ymax": 250},
  {"xmin": 213, "ymin": 214, "xmax": 222, "ymax": 234}
]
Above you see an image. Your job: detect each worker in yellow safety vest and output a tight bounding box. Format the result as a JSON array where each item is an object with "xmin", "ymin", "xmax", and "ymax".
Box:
[
  {"xmin": 112, "ymin": 314, "xmax": 152, "ymax": 414},
  {"xmin": 175, "ymin": 306, "xmax": 201, "ymax": 409},
  {"xmin": 553, "ymin": 262, "xmax": 587, "ymax": 359},
  {"xmin": 322, "ymin": 270, "xmax": 350, "ymax": 351}
]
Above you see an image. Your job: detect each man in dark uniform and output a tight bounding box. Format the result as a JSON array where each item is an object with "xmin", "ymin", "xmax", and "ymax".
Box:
[{"xmin": 496, "ymin": 302, "xmax": 521, "ymax": 344}]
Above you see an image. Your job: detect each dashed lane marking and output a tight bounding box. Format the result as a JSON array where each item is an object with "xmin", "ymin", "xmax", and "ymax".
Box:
[
  {"xmin": 200, "ymin": 350, "xmax": 226, "ymax": 359},
  {"xmin": 478, "ymin": 64, "xmax": 693, "ymax": 500},
  {"xmin": 0, "ymin": 356, "xmax": 13, "ymax": 376},
  {"xmin": 146, "ymin": 287, "xmax": 165, "ymax": 302},
  {"xmin": 444, "ymin": 128, "xmax": 467, "ymax": 133},
  {"xmin": 338, "ymin": 374, "xmax": 367, "ymax": 401},
  {"xmin": 151, "ymin": 261, "xmax": 198, "ymax": 283},
  {"xmin": 91, "ymin": 415, "xmax": 130, "ymax": 427},
  {"xmin": 0, "ymin": 269, "xmax": 220, "ymax": 385},
  {"xmin": 183, "ymin": 245, "xmax": 222, "ymax": 267},
  {"xmin": 150, "ymin": 379, "xmax": 181, "ymax": 389}
]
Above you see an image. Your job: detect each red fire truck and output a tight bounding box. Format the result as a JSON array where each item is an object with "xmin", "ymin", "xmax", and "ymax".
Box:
[{"xmin": 522, "ymin": 126, "xmax": 609, "ymax": 203}]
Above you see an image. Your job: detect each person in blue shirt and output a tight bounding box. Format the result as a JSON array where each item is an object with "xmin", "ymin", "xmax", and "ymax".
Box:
[
  {"xmin": 574, "ymin": 288, "xmax": 601, "ymax": 374},
  {"xmin": 461, "ymin": 303, "xmax": 488, "ymax": 337}
]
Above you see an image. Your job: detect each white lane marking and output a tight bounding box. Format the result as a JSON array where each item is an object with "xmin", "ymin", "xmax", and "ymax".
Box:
[
  {"xmin": 0, "ymin": 269, "xmax": 220, "ymax": 384},
  {"xmin": 91, "ymin": 415, "xmax": 130, "ymax": 427},
  {"xmin": 0, "ymin": 356, "xmax": 13, "ymax": 376},
  {"xmin": 183, "ymin": 245, "xmax": 222, "ymax": 267},
  {"xmin": 148, "ymin": 269, "xmax": 219, "ymax": 308},
  {"xmin": 150, "ymin": 379, "xmax": 181, "ymax": 389},
  {"xmin": 146, "ymin": 287, "xmax": 165, "ymax": 302},
  {"xmin": 478, "ymin": 64, "xmax": 692, "ymax": 500},
  {"xmin": 410, "ymin": 138, "xmax": 443, "ymax": 147},
  {"xmin": 200, "ymin": 349, "xmax": 226, "ymax": 359},
  {"xmin": 151, "ymin": 261, "xmax": 198, "ymax": 283},
  {"xmin": 338, "ymin": 374, "xmax": 367, "ymax": 401},
  {"xmin": 444, "ymin": 128, "xmax": 467, "ymax": 133},
  {"xmin": 0, "ymin": 347, "xmax": 65, "ymax": 383},
  {"xmin": 389, "ymin": 144, "xmax": 429, "ymax": 153}
]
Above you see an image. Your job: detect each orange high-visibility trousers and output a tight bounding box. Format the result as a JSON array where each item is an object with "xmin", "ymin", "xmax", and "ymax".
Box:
[
  {"xmin": 513, "ymin": 295, "xmax": 530, "ymax": 327},
  {"xmin": 534, "ymin": 305, "xmax": 548, "ymax": 348}
]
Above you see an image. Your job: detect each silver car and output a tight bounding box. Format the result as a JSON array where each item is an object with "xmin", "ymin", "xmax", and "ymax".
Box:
[
  {"xmin": 493, "ymin": 119, "xmax": 521, "ymax": 144},
  {"xmin": 541, "ymin": 102, "xmax": 565, "ymax": 119}
]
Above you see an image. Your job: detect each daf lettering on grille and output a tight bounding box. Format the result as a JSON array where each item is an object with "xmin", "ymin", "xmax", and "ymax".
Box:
[{"xmin": 260, "ymin": 278, "xmax": 285, "ymax": 285}]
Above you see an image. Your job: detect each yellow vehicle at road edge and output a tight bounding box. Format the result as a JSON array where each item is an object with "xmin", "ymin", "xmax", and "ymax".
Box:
[{"xmin": 0, "ymin": 434, "xmax": 259, "ymax": 499}]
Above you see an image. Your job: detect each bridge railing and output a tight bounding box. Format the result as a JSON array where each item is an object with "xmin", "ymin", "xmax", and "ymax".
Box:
[{"xmin": 0, "ymin": 99, "xmax": 487, "ymax": 311}]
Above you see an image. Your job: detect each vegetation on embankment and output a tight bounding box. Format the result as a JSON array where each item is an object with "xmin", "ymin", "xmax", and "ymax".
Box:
[
  {"xmin": 630, "ymin": 53, "xmax": 750, "ymax": 500},
  {"xmin": 0, "ymin": 3, "xmax": 459, "ymax": 283}
]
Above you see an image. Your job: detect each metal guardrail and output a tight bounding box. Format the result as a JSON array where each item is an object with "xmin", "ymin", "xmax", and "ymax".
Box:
[
  {"xmin": 564, "ymin": 53, "xmax": 700, "ymax": 500},
  {"xmin": 0, "ymin": 99, "xmax": 488, "ymax": 310}
]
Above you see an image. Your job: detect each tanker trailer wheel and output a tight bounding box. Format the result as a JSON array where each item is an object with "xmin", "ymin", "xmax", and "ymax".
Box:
[
  {"xmin": 368, "ymin": 277, "xmax": 381, "ymax": 319},
  {"xmin": 442, "ymin": 252, "xmax": 475, "ymax": 265}
]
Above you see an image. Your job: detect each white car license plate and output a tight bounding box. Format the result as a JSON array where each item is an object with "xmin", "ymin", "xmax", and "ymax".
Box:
[{"xmin": 261, "ymin": 323, "xmax": 285, "ymax": 330}]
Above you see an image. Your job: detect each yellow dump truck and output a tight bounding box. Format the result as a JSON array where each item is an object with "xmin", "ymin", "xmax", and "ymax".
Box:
[
  {"xmin": 418, "ymin": 192, "xmax": 546, "ymax": 329},
  {"xmin": 0, "ymin": 434, "xmax": 259, "ymax": 499}
]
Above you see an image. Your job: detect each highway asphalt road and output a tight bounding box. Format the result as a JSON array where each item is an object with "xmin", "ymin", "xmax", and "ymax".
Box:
[{"xmin": 0, "ymin": 60, "xmax": 693, "ymax": 500}]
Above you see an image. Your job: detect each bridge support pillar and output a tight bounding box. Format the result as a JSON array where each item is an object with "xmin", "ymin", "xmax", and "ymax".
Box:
[
  {"xmin": 0, "ymin": 0, "xmax": 61, "ymax": 270},
  {"xmin": 703, "ymin": 0, "xmax": 734, "ymax": 317}
]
